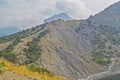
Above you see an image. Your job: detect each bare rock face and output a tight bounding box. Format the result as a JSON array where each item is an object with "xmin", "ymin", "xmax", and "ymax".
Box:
[{"xmin": 34, "ymin": 20, "xmax": 104, "ymax": 80}]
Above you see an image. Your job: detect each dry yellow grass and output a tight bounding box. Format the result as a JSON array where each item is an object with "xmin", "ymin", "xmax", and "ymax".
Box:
[{"xmin": 0, "ymin": 59, "xmax": 65, "ymax": 80}]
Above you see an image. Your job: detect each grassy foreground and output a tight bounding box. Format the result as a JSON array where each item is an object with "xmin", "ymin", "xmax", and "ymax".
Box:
[{"xmin": 0, "ymin": 58, "xmax": 65, "ymax": 80}]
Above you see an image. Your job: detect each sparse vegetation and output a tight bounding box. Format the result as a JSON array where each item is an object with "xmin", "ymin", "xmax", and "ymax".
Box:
[
  {"xmin": 0, "ymin": 24, "xmax": 47, "ymax": 44},
  {"xmin": 0, "ymin": 34, "xmax": 24, "ymax": 62},
  {"xmin": 0, "ymin": 37, "xmax": 21, "ymax": 62},
  {"xmin": 93, "ymin": 34, "xmax": 106, "ymax": 49},
  {"xmin": 0, "ymin": 25, "xmax": 49, "ymax": 64},
  {"xmin": 23, "ymin": 38, "xmax": 41, "ymax": 64},
  {"xmin": 24, "ymin": 30, "xmax": 50, "ymax": 64},
  {"xmin": 0, "ymin": 51, "xmax": 17, "ymax": 62},
  {"xmin": 0, "ymin": 61, "xmax": 5, "ymax": 74},
  {"xmin": 99, "ymin": 74, "xmax": 120, "ymax": 80},
  {"xmin": 0, "ymin": 30, "xmax": 28, "ymax": 44},
  {"xmin": 99, "ymin": 25, "xmax": 120, "ymax": 44},
  {"xmin": 27, "ymin": 64, "xmax": 54, "ymax": 76},
  {"xmin": 0, "ymin": 59, "xmax": 64, "ymax": 80},
  {"xmin": 92, "ymin": 50, "xmax": 111, "ymax": 66}
]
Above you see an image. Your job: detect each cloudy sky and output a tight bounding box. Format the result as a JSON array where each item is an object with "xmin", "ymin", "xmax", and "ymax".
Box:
[{"xmin": 0, "ymin": 0, "xmax": 119, "ymax": 29}]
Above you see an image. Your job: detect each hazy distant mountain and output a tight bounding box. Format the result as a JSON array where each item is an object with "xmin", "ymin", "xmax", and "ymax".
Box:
[
  {"xmin": 44, "ymin": 13, "xmax": 72, "ymax": 23},
  {"xmin": 0, "ymin": 27, "xmax": 20, "ymax": 37}
]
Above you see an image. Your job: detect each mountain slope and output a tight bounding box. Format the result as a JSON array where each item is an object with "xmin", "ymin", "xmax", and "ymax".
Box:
[
  {"xmin": 0, "ymin": 20, "xmax": 105, "ymax": 80},
  {"xmin": 35, "ymin": 20, "xmax": 104, "ymax": 80},
  {"xmin": 0, "ymin": 1, "xmax": 120, "ymax": 80},
  {"xmin": 44, "ymin": 13, "xmax": 72, "ymax": 23},
  {"xmin": 88, "ymin": 1, "xmax": 120, "ymax": 31}
]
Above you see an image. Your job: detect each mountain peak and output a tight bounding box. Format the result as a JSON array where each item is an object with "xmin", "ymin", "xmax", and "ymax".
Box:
[
  {"xmin": 88, "ymin": 1, "xmax": 120, "ymax": 31},
  {"xmin": 44, "ymin": 13, "xmax": 72, "ymax": 23}
]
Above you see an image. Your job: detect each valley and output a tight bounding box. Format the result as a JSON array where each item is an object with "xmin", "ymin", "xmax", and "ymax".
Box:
[{"xmin": 79, "ymin": 57, "xmax": 120, "ymax": 80}]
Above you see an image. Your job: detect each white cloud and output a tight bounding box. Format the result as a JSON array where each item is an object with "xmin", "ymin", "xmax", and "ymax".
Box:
[
  {"xmin": 81, "ymin": 0, "xmax": 120, "ymax": 15},
  {"xmin": 55, "ymin": 0, "xmax": 93, "ymax": 19},
  {"xmin": 0, "ymin": 0, "xmax": 119, "ymax": 29}
]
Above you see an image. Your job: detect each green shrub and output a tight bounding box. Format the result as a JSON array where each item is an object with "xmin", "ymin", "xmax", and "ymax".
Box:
[
  {"xmin": 27, "ymin": 64, "xmax": 54, "ymax": 76},
  {"xmin": 0, "ymin": 51, "xmax": 18, "ymax": 63},
  {"xmin": 92, "ymin": 50, "xmax": 111, "ymax": 66},
  {"xmin": 0, "ymin": 62, "xmax": 5, "ymax": 74},
  {"xmin": 99, "ymin": 74, "xmax": 120, "ymax": 80},
  {"xmin": 24, "ymin": 30, "xmax": 49, "ymax": 64}
]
